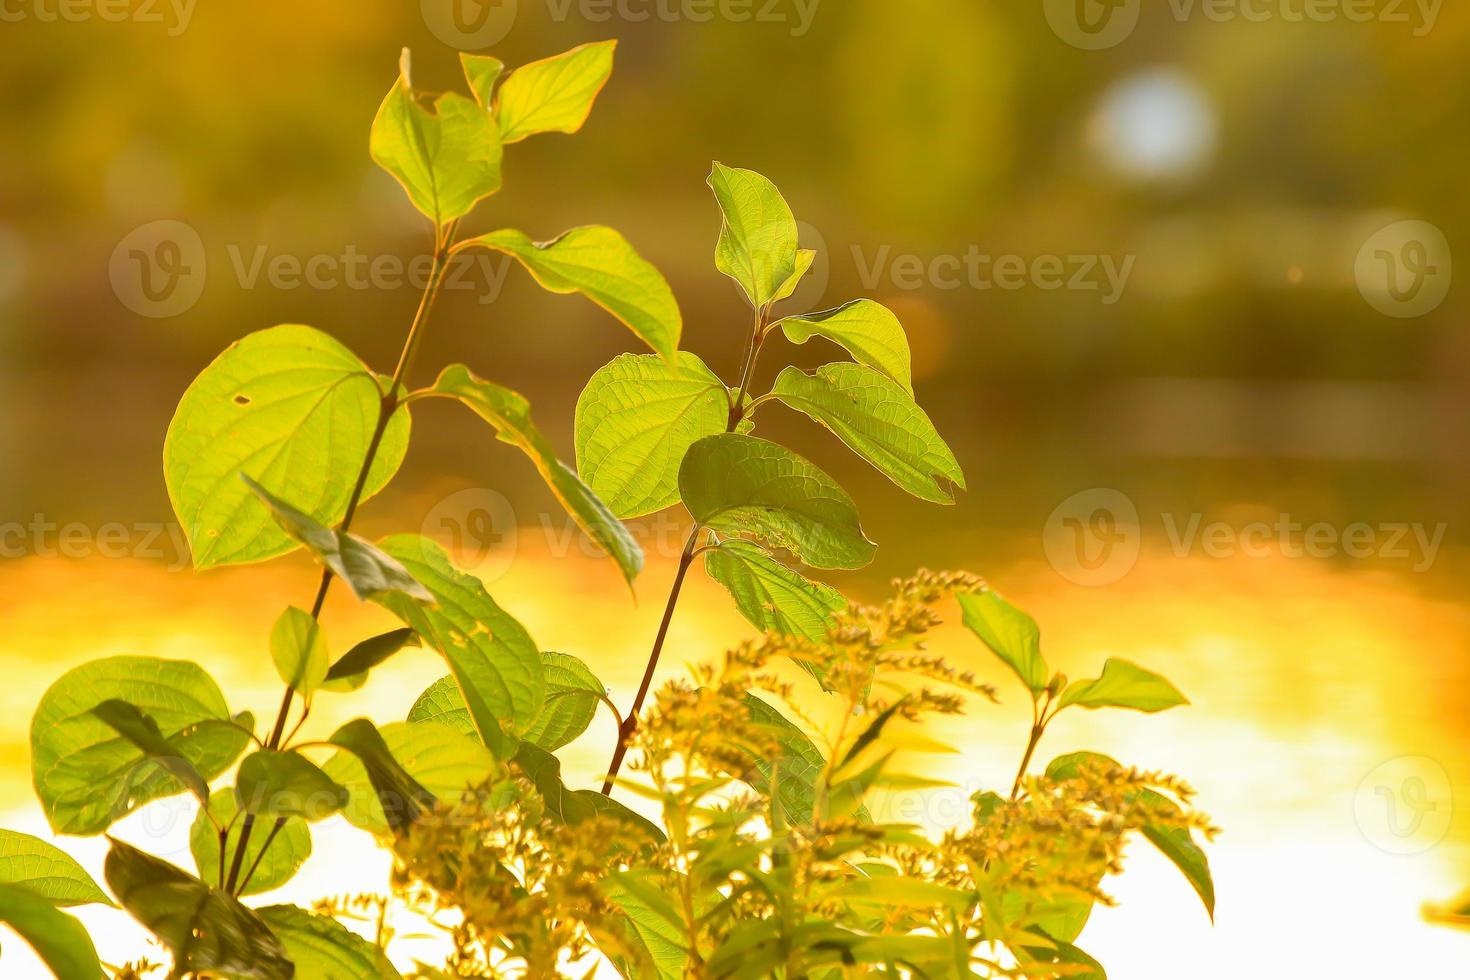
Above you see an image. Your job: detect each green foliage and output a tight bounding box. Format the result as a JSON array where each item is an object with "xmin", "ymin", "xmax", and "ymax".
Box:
[
  {"xmin": 422, "ymin": 364, "xmax": 643, "ymax": 583},
  {"xmin": 774, "ymin": 299, "xmax": 913, "ymax": 393},
  {"xmin": 494, "ymin": 40, "xmax": 617, "ymax": 143},
  {"xmin": 370, "ymin": 49, "xmax": 503, "ymax": 226},
  {"xmin": 373, "ymin": 535, "xmax": 544, "ymax": 757},
  {"xmin": 575, "ymin": 352, "xmax": 729, "ymax": 519},
  {"xmin": 164, "ymin": 324, "xmax": 409, "ymax": 570},
  {"xmin": 7, "ymin": 39, "xmax": 1215, "ymax": 980},
  {"xmin": 0, "ymin": 882, "xmax": 103, "ymax": 980},
  {"xmin": 461, "ymin": 227, "xmax": 681, "ymax": 359},
  {"xmin": 704, "ymin": 538, "xmax": 845, "ymax": 644},
  {"xmin": 1060, "ymin": 659, "xmax": 1190, "ymax": 713},
  {"xmin": 106, "ymin": 837, "xmax": 293, "ymax": 979},
  {"xmin": 769, "ymin": 363, "xmax": 964, "ymax": 503},
  {"xmin": 190, "ymin": 789, "xmax": 311, "ymax": 896},
  {"xmin": 680, "ymin": 433, "xmax": 877, "ymax": 570},
  {"xmin": 0, "ymin": 830, "xmax": 111, "ymax": 907},
  {"xmin": 31, "ymin": 656, "xmax": 251, "ymax": 834}
]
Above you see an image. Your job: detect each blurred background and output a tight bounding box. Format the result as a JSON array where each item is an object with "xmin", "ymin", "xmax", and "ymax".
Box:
[{"xmin": 2, "ymin": 0, "xmax": 1469, "ymax": 974}]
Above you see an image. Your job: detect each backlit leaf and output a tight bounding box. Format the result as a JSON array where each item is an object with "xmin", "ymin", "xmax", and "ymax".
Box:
[
  {"xmin": 236, "ymin": 751, "xmax": 349, "ymax": 822},
  {"xmin": 524, "ymin": 652, "xmax": 607, "ymax": 752},
  {"xmin": 31, "ymin": 657, "xmax": 251, "ymax": 835},
  {"xmin": 323, "ymin": 720, "xmax": 493, "ymax": 838},
  {"xmin": 464, "ymin": 226, "xmax": 681, "ymax": 359},
  {"xmin": 164, "ymin": 324, "xmax": 409, "ymax": 570},
  {"xmin": 679, "ymin": 433, "xmax": 875, "ymax": 570},
  {"xmin": 770, "ymin": 363, "xmax": 964, "ymax": 504},
  {"xmin": 256, "ymin": 904, "xmax": 403, "ymax": 980},
  {"xmin": 371, "ymin": 48, "xmax": 502, "ymax": 225},
  {"xmin": 0, "ymin": 883, "xmax": 103, "ymax": 980},
  {"xmin": 190, "ymin": 789, "xmax": 310, "ymax": 896},
  {"xmin": 704, "ymin": 538, "xmax": 845, "ymax": 644},
  {"xmin": 374, "ymin": 535, "xmax": 544, "ymax": 756},
  {"xmin": 513, "ymin": 742, "xmax": 664, "ymax": 841},
  {"xmin": 0, "ymin": 830, "xmax": 112, "ymax": 907},
  {"xmin": 90, "ymin": 699, "xmax": 211, "ymax": 806},
  {"xmin": 496, "ymin": 40, "xmax": 616, "ymax": 143},
  {"xmin": 425, "ymin": 365, "xmax": 642, "ymax": 584},
  {"xmin": 459, "ymin": 53, "xmax": 504, "ymax": 107},
  {"xmin": 575, "ymin": 352, "xmax": 729, "ymax": 519},
  {"xmin": 106, "ymin": 837, "xmax": 292, "ymax": 979},
  {"xmin": 407, "ymin": 675, "xmax": 475, "ymax": 738},
  {"xmin": 244, "ymin": 476, "xmax": 433, "ymax": 604},
  {"xmin": 708, "ymin": 162, "xmax": 798, "ymax": 310},
  {"xmin": 270, "ymin": 606, "xmax": 329, "ymax": 698},
  {"xmin": 958, "ymin": 589, "xmax": 1049, "ymax": 696},
  {"xmin": 774, "ymin": 299, "xmax": 913, "ymax": 394},
  {"xmin": 1060, "ymin": 659, "xmax": 1188, "ymax": 713},
  {"xmin": 321, "ymin": 628, "xmax": 419, "ymax": 694}
]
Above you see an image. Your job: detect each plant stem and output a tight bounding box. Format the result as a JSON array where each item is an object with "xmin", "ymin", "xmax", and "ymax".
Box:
[
  {"xmin": 600, "ymin": 524, "xmax": 701, "ymax": 794},
  {"xmin": 1009, "ymin": 694, "xmax": 1055, "ymax": 800},
  {"xmin": 600, "ymin": 307, "xmax": 771, "ymax": 795},
  {"xmin": 225, "ymin": 227, "xmax": 454, "ymax": 893}
]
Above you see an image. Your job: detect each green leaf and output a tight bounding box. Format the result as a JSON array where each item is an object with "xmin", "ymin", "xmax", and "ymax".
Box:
[
  {"xmin": 164, "ymin": 324, "xmax": 410, "ymax": 570},
  {"xmin": 0, "ymin": 830, "xmax": 112, "ymax": 907},
  {"xmin": 370, "ymin": 48, "xmax": 502, "ymax": 225},
  {"xmin": 106, "ymin": 837, "xmax": 292, "ymax": 979},
  {"xmin": 375, "ymin": 535, "xmax": 545, "ymax": 755},
  {"xmin": 824, "ymin": 876, "xmax": 972, "ymax": 913},
  {"xmin": 244, "ymin": 476, "xmax": 433, "ymax": 604},
  {"xmin": 708, "ymin": 162, "xmax": 799, "ymax": 310},
  {"xmin": 463, "ymin": 226, "xmax": 681, "ymax": 359},
  {"xmin": 459, "ymin": 53, "xmax": 504, "ymax": 107},
  {"xmin": 1060, "ymin": 659, "xmax": 1189, "ymax": 713},
  {"xmin": 191, "ymin": 789, "xmax": 310, "ymax": 896},
  {"xmin": 524, "ymin": 652, "xmax": 606, "ymax": 752},
  {"xmin": 0, "ymin": 882, "xmax": 103, "ymax": 980},
  {"xmin": 323, "ymin": 720, "xmax": 493, "ymax": 837},
  {"xmin": 513, "ymin": 742, "xmax": 664, "ymax": 841},
  {"xmin": 771, "ymin": 248, "xmax": 817, "ymax": 306},
  {"xmin": 424, "ymin": 365, "xmax": 642, "ymax": 584},
  {"xmin": 769, "ymin": 363, "xmax": 964, "ymax": 504},
  {"xmin": 575, "ymin": 352, "xmax": 730, "ymax": 519},
  {"xmin": 255, "ymin": 904, "xmax": 403, "ymax": 980},
  {"xmin": 322, "ymin": 628, "xmax": 419, "ymax": 694},
  {"xmin": 495, "ymin": 40, "xmax": 616, "ymax": 143},
  {"xmin": 774, "ymin": 299, "xmax": 913, "ymax": 394},
  {"xmin": 679, "ymin": 433, "xmax": 875, "ymax": 570},
  {"xmin": 407, "ymin": 675, "xmax": 476, "ymax": 737},
  {"xmin": 1046, "ymin": 752, "xmax": 1214, "ymax": 919},
  {"xmin": 704, "ymin": 538, "xmax": 845, "ymax": 643},
  {"xmin": 602, "ymin": 875, "xmax": 687, "ymax": 980},
  {"xmin": 236, "ymin": 751, "xmax": 349, "ymax": 821},
  {"xmin": 89, "ymin": 699, "xmax": 211, "ymax": 806},
  {"xmin": 31, "ymin": 656, "xmax": 252, "ymax": 835},
  {"xmin": 270, "ymin": 606, "xmax": 329, "ymax": 698},
  {"xmin": 738, "ymin": 694, "xmax": 827, "ymax": 825},
  {"xmin": 323, "ymin": 720, "xmax": 445, "ymax": 835},
  {"xmin": 957, "ymin": 590, "xmax": 1049, "ymax": 697}
]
